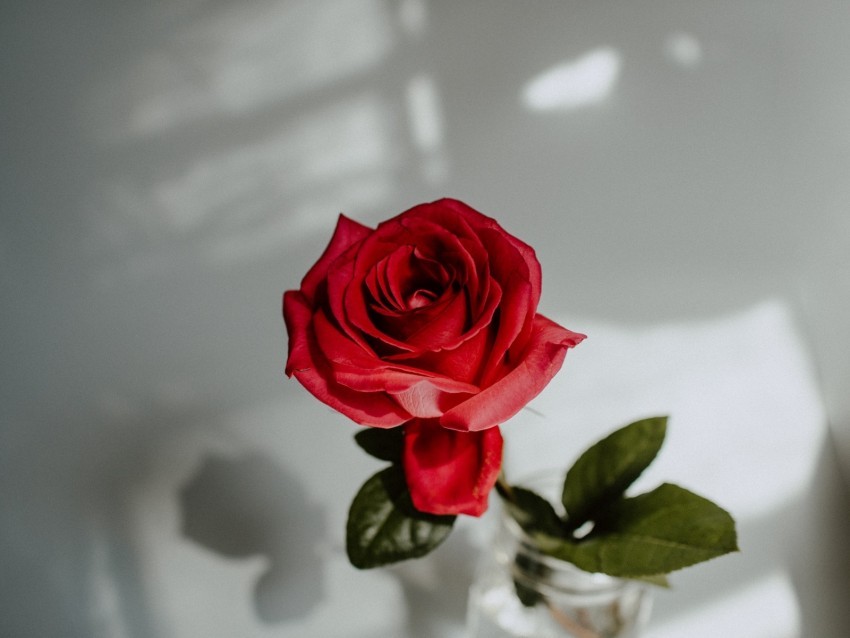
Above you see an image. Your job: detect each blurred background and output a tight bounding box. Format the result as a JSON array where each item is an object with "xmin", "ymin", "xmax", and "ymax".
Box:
[{"xmin": 2, "ymin": 1, "xmax": 849, "ymax": 636}]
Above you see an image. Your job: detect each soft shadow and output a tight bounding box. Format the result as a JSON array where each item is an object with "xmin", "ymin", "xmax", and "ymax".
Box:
[
  {"xmin": 787, "ymin": 431, "xmax": 850, "ymax": 637},
  {"xmin": 389, "ymin": 521, "xmax": 481, "ymax": 637},
  {"xmin": 178, "ymin": 453, "xmax": 325, "ymax": 623}
]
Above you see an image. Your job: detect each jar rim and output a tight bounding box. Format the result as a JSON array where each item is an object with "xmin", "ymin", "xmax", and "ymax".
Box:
[{"xmin": 497, "ymin": 469, "xmax": 631, "ymax": 596}]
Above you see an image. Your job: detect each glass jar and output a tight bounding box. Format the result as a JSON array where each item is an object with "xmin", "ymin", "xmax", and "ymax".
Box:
[{"xmin": 466, "ymin": 473, "xmax": 653, "ymax": 638}]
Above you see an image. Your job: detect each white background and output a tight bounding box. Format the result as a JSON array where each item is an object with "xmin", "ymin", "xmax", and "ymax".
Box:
[{"xmin": 2, "ymin": 1, "xmax": 849, "ymax": 636}]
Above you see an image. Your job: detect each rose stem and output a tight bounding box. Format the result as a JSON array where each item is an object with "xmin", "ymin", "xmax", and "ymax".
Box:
[
  {"xmin": 495, "ymin": 471, "xmax": 602, "ymax": 638},
  {"xmin": 611, "ymin": 600, "xmax": 625, "ymax": 633},
  {"xmin": 545, "ymin": 600, "xmax": 603, "ymax": 638},
  {"xmin": 495, "ymin": 470, "xmax": 516, "ymax": 503}
]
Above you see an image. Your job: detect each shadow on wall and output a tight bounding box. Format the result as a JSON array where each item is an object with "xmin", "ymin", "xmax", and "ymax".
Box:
[
  {"xmin": 0, "ymin": 393, "xmax": 329, "ymax": 637},
  {"xmin": 387, "ymin": 521, "xmax": 481, "ymax": 638},
  {"xmin": 787, "ymin": 434, "xmax": 850, "ymax": 636},
  {"xmin": 179, "ymin": 453, "xmax": 325, "ymax": 622},
  {"xmin": 0, "ymin": 399, "xmax": 221, "ymax": 638}
]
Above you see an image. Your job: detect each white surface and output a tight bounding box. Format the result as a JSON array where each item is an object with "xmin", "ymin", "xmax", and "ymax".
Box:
[
  {"xmin": 506, "ymin": 302, "xmax": 825, "ymax": 520},
  {"xmin": 3, "ymin": 1, "xmax": 850, "ymax": 637},
  {"xmin": 645, "ymin": 572, "xmax": 801, "ymax": 638},
  {"xmin": 505, "ymin": 302, "xmax": 835, "ymax": 638}
]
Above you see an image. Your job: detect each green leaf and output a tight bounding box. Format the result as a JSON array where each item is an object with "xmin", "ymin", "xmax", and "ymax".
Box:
[
  {"xmin": 541, "ymin": 483, "xmax": 738, "ymax": 577},
  {"xmin": 346, "ymin": 466, "xmax": 456, "ymax": 569},
  {"xmin": 562, "ymin": 416, "xmax": 667, "ymax": 527},
  {"xmin": 504, "ymin": 485, "xmax": 566, "ymax": 538},
  {"xmin": 354, "ymin": 426, "xmax": 404, "ymax": 463}
]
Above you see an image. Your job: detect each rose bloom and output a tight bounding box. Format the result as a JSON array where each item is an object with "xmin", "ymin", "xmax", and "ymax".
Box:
[{"xmin": 284, "ymin": 199, "xmax": 584, "ymax": 516}]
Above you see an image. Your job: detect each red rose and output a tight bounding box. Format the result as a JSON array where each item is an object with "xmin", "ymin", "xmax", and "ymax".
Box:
[{"xmin": 284, "ymin": 199, "xmax": 584, "ymax": 516}]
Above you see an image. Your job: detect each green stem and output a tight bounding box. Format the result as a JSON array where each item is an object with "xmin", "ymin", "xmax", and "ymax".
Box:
[
  {"xmin": 495, "ymin": 470, "xmax": 516, "ymax": 503},
  {"xmin": 547, "ymin": 601, "xmax": 603, "ymax": 638}
]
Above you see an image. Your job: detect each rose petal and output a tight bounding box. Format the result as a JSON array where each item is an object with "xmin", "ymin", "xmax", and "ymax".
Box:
[
  {"xmin": 403, "ymin": 419, "xmax": 503, "ymax": 517},
  {"xmin": 475, "ymin": 226, "xmax": 544, "ymax": 385},
  {"xmin": 311, "ymin": 307, "xmax": 386, "ymax": 369},
  {"xmin": 395, "ymin": 205, "xmax": 488, "ymax": 304},
  {"xmin": 343, "ymin": 214, "xmax": 485, "ymax": 351},
  {"xmin": 326, "ymin": 242, "xmax": 385, "ymax": 355},
  {"xmin": 423, "ymin": 199, "xmax": 541, "ymax": 316},
  {"xmin": 439, "ymin": 314, "xmax": 586, "ymax": 432},
  {"xmin": 331, "ymin": 362, "xmax": 477, "ymax": 394},
  {"xmin": 283, "ymin": 291, "xmax": 410, "ymax": 427},
  {"xmin": 436, "ymin": 198, "xmax": 541, "ymax": 293},
  {"xmin": 382, "ymin": 245, "xmax": 419, "ymax": 311},
  {"xmin": 403, "ymin": 289, "xmax": 468, "ymax": 348},
  {"xmin": 364, "ymin": 246, "xmax": 449, "ymax": 315},
  {"xmin": 369, "ymin": 293, "xmax": 453, "ymax": 341},
  {"xmin": 311, "ymin": 308, "xmax": 476, "ymax": 390},
  {"xmin": 366, "ymin": 246, "xmax": 459, "ymax": 342},
  {"xmin": 480, "ymin": 274, "xmax": 532, "ymax": 387},
  {"xmin": 390, "ymin": 380, "xmax": 472, "ymax": 418},
  {"xmin": 300, "ymin": 214, "xmax": 372, "ymax": 303},
  {"xmin": 338, "ymin": 257, "xmax": 416, "ymax": 355},
  {"xmin": 390, "ymin": 324, "xmax": 493, "ymax": 385}
]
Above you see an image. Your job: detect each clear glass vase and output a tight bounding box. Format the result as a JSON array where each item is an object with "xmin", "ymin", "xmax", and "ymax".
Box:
[{"xmin": 466, "ymin": 473, "xmax": 653, "ymax": 638}]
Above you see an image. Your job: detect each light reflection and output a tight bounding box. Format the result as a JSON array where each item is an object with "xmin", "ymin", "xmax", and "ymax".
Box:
[
  {"xmin": 89, "ymin": 521, "xmax": 132, "ymax": 638},
  {"xmin": 405, "ymin": 73, "xmax": 448, "ymax": 184},
  {"xmin": 398, "ymin": 0, "xmax": 428, "ymax": 37},
  {"xmin": 83, "ymin": 0, "xmax": 454, "ymax": 285},
  {"xmin": 521, "ymin": 47, "xmax": 621, "ymax": 111},
  {"xmin": 89, "ymin": 0, "xmax": 396, "ymax": 139},
  {"xmin": 503, "ymin": 301, "xmax": 821, "ymax": 635},
  {"xmin": 665, "ymin": 32, "xmax": 704, "ymax": 68},
  {"xmin": 503, "ymin": 301, "xmax": 826, "ymax": 521},
  {"xmin": 406, "ymin": 74, "xmax": 443, "ymax": 153},
  {"xmin": 202, "ymin": 170, "xmax": 395, "ymax": 266},
  {"xmin": 93, "ymin": 93, "xmax": 396, "ymax": 275},
  {"xmin": 645, "ymin": 572, "xmax": 801, "ymax": 638}
]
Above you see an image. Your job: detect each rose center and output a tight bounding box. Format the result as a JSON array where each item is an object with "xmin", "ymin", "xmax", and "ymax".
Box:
[
  {"xmin": 405, "ymin": 286, "xmax": 440, "ymax": 309},
  {"xmin": 367, "ymin": 245, "xmax": 453, "ymax": 314}
]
